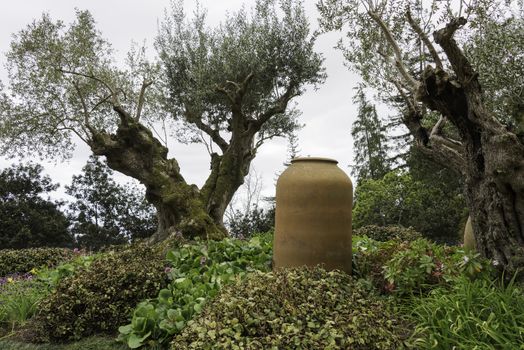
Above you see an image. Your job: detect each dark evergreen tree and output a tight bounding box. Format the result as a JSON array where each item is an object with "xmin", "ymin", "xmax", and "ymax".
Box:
[
  {"xmin": 66, "ymin": 156, "xmax": 156, "ymax": 250},
  {"xmin": 351, "ymin": 86, "xmax": 391, "ymax": 183},
  {"xmin": 0, "ymin": 163, "xmax": 72, "ymax": 249}
]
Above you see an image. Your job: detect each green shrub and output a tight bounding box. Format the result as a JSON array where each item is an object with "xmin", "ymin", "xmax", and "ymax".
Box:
[
  {"xmin": 29, "ymin": 244, "xmax": 167, "ymax": 342},
  {"xmin": 34, "ymin": 255, "xmax": 95, "ymax": 289},
  {"xmin": 353, "ymin": 237, "xmax": 494, "ymax": 295},
  {"xmin": 353, "ymin": 225, "xmax": 423, "ymax": 242},
  {"xmin": 352, "ymin": 236, "xmax": 401, "ymax": 290},
  {"xmin": 0, "ymin": 248, "xmax": 75, "ymax": 277},
  {"xmin": 173, "ymin": 266, "xmax": 410, "ymax": 349},
  {"xmin": 409, "ymin": 276, "xmax": 524, "ymax": 349},
  {"xmin": 352, "ymin": 170, "xmax": 465, "ymax": 243},
  {"xmin": 118, "ymin": 234, "xmax": 273, "ymax": 349}
]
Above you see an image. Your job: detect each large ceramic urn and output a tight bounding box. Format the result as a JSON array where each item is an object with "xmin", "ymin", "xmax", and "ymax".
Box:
[
  {"xmin": 273, "ymin": 157, "xmax": 353, "ymax": 274},
  {"xmin": 464, "ymin": 216, "xmax": 476, "ymax": 251}
]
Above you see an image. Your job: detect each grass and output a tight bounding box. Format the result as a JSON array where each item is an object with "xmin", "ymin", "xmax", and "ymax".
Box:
[
  {"xmin": 0, "ymin": 280, "xmax": 48, "ymax": 333},
  {"xmin": 408, "ymin": 275, "xmax": 524, "ymax": 349}
]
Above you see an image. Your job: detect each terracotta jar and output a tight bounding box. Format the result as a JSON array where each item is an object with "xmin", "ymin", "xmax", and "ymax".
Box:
[
  {"xmin": 464, "ymin": 216, "xmax": 476, "ymax": 250},
  {"xmin": 273, "ymin": 157, "xmax": 353, "ymax": 273}
]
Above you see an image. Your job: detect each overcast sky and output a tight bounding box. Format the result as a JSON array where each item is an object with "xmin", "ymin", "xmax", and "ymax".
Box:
[{"xmin": 0, "ymin": 0, "xmax": 359, "ymax": 204}]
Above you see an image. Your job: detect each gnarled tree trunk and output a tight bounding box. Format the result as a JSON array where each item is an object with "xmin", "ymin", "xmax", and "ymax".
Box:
[
  {"xmin": 89, "ymin": 107, "xmax": 227, "ymax": 243},
  {"xmin": 463, "ymin": 132, "xmax": 524, "ymax": 272},
  {"xmin": 408, "ymin": 18, "xmax": 524, "ymax": 275},
  {"xmin": 201, "ymin": 135, "xmax": 256, "ymax": 227}
]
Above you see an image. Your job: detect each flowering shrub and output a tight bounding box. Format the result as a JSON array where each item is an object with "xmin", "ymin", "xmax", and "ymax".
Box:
[
  {"xmin": 0, "ymin": 272, "xmax": 34, "ymax": 289},
  {"xmin": 352, "ymin": 236, "xmax": 400, "ymax": 290}
]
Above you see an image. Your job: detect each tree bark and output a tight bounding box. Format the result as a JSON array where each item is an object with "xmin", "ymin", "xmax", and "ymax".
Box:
[
  {"xmin": 88, "ymin": 107, "xmax": 226, "ymax": 243},
  {"xmin": 458, "ymin": 117, "xmax": 524, "ymax": 272},
  {"xmin": 200, "ymin": 127, "xmax": 257, "ymax": 228},
  {"xmin": 410, "ymin": 18, "xmax": 524, "ymax": 276}
]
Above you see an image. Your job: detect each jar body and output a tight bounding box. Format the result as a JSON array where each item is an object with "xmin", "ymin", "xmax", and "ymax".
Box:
[
  {"xmin": 273, "ymin": 157, "xmax": 353, "ymax": 273},
  {"xmin": 464, "ymin": 216, "xmax": 476, "ymax": 250}
]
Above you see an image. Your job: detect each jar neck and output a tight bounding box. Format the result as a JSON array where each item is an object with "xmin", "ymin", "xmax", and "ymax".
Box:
[{"xmin": 291, "ymin": 157, "xmax": 338, "ymax": 165}]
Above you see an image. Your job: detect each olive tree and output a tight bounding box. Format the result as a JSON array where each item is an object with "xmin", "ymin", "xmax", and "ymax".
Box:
[
  {"xmin": 0, "ymin": 0, "xmax": 324, "ymax": 242},
  {"xmin": 318, "ymin": 0, "xmax": 524, "ymax": 274}
]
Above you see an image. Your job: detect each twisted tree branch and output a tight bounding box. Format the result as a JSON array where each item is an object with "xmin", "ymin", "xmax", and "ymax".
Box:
[
  {"xmin": 406, "ymin": 8, "xmax": 443, "ymax": 69},
  {"xmin": 368, "ymin": 11, "xmax": 418, "ymax": 89}
]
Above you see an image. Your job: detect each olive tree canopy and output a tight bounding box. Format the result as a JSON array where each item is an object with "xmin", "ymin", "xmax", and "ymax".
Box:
[{"xmin": 0, "ymin": 0, "xmax": 325, "ymax": 242}]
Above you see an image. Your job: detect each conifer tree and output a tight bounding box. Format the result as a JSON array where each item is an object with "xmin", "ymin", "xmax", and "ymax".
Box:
[{"xmin": 351, "ymin": 86, "xmax": 390, "ymax": 183}]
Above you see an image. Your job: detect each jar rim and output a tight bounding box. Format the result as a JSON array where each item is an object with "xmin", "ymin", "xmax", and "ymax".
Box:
[{"xmin": 291, "ymin": 157, "xmax": 338, "ymax": 164}]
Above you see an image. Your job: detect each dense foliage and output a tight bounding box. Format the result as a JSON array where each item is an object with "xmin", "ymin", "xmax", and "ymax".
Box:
[
  {"xmin": 353, "ymin": 171, "xmax": 466, "ymax": 243},
  {"xmin": 0, "ymin": 248, "xmax": 75, "ymax": 278},
  {"xmin": 118, "ymin": 235, "xmax": 272, "ymax": 349},
  {"xmin": 29, "ymin": 244, "xmax": 167, "ymax": 342},
  {"xmin": 0, "ymin": 0, "xmax": 325, "ymax": 241},
  {"xmin": 0, "ymin": 253, "xmax": 94, "ymax": 340},
  {"xmin": 318, "ymin": 0, "xmax": 524, "ymax": 273},
  {"xmin": 353, "ymin": 236, "xmax": 494, "ymax": 295},
  {"xmin": 0, "ymin": 229, "xmax": 521, "ymax": 349},
  {"xmin": 66, "ymin": 156, "xmax": 156, "ymax": 250},
  {"xmin": 353, "ymin": 225, "xmax": 422, "ymax": 242},
  {"xmin": 157, "ymin": 0, "xmax": 325, "ymax": 145},
  {"xmin": 0, "ymin": 163, "xmax": 72, "ymax": 249},
  {"xmin": 173, "ymin": 267, "xmax": 409, "ymax": 349},
  {"xmin": 227, "ymin": 206, "xmax": 274, "ymax": 239}
]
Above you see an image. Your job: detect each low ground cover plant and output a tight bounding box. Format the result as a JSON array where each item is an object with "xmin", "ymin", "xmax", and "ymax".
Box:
[
  {"xmin": 0, "ymin": 230, "xmax": 517, "ymax": 350},
  {"xmin": 118, "ymin": 234, "xmax": 272, "ymax": 349},
  {"xmin": 0, "ymin": 336, "xmax": 128, "ymax": 350},
  {"xmin": 173, "ymin": 266, "xmax": 410, "ymax": 349},
  {"xmin": 33, "ymin": 254, "xmax": 95, "ymax": 289}
]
